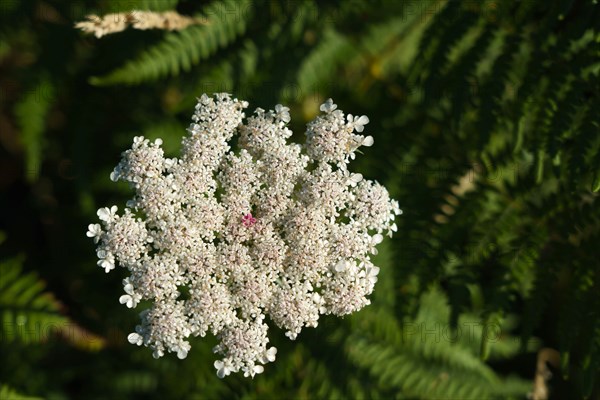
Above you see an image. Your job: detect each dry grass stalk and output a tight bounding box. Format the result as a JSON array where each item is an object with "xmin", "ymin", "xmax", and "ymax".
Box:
[{"xmin": 75, "ymin": 10, "xmax": 206, "ymax": 38}]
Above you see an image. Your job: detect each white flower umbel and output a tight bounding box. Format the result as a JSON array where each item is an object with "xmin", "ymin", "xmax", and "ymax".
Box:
[{"xmin": 88, "ymin": 93, "xmax": 401, "ymax": 378}]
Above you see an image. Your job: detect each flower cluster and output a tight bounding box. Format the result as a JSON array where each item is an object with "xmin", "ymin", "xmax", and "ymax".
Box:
[{"xmin": 87, "ymin": 93, "xmax": 401, "ymax": 378}]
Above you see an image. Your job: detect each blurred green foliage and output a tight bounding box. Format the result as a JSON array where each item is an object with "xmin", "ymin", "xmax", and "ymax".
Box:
[{"xmin": 0, "ymin": 0, "xmax": 599, "ymax": 398}]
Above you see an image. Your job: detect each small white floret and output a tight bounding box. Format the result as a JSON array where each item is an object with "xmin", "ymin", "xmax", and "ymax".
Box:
[
  {"xmin": 319, "ymin": 98, "xmax": 337, "ymax": 113},
  {"xmin": 362, "ymin": 135, "xmax": 374, "ymax": 147},
  {"xmin": 127, "ymin": 332, "xmax": 143, "ymax": 345},
  {"xmin": 86, "ymin": 224, "xmax": 102, "ymax": 243}
]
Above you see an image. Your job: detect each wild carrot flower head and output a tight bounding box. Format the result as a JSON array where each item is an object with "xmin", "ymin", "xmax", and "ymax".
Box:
[{"xmin": 87, "ymin": 93, "xmax": 401, "ymax": 378}]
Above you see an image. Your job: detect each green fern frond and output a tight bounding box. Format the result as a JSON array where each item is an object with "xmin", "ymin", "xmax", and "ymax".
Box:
[
  {"xmin": 14, "ymin": 76, "xmax": 54, "ymax": 182},
  {"xmin": 347, "ymin": 288, "xmax": 532, "ymax": 399},
  {"xmin": 0, "ymin": 255, "xmax": 104, "ymax": 351},
  {"xmin": 408, "ymin": 0, "xmax": 463, "ymax": 83},
  {"xmin": 360, "ymin": 4, "xmax": 434, "ymax": 78},
  {"xmin": 444, "ymin": 26, "xmax": 495, "ymax": 121},
  {"xmin": 567, "ymin": 98, "xmax": 600, "ymax": 187},
  {"xmin": 299, "ymin": 357, "xmax": 347, "ymax": 400},
  {"xmin": 91, "ymin": 0, "xmax": 252, "ymax": 85},
  {"xmin": 473, "ymin": 33, "xmax": 520, "ymax": 149},
  {"xmin": 418, "ymin": 9, "xmax": 480, "ymax": 102},
  {"xmin": 347, "ymin": 328, "xmax": 530, "ymax": 399},
  {"xmin": 291, "ymin": 28, "xmax": 358, "ymax": 100}
]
